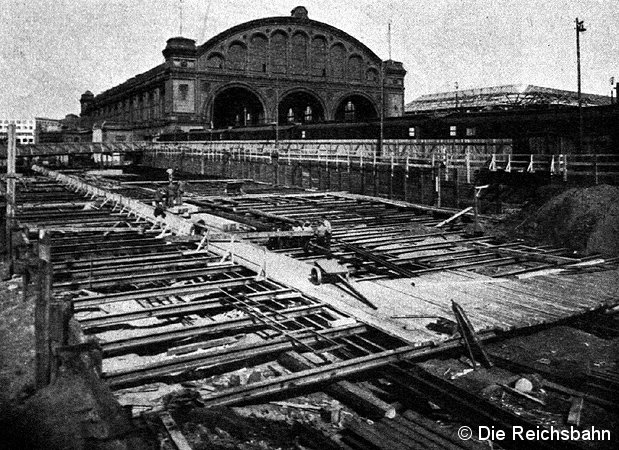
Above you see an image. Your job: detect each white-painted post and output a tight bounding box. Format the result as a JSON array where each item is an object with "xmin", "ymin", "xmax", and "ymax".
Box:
[
  {"xmin": 489, "ymin": 153, "xmax": 497, "ymax": 171},
  {"xmin": 465, "ymin": 149, "xmax": 471, "ymax": 184},
  {"xmin": 347, "ymin": 147, "xmax": 351, "ymax": 172},
  {"xmin": 527, "ymin": 154, "xmax": 535, "ymax": 173}
]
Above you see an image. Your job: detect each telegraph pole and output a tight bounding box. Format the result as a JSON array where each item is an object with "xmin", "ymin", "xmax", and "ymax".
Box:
[
  {"xmin": 379, "ymin": 21, "xmax": 391, "ymax": 158},
  {"xmin": 575, "ymin": 18, "xmax": 586, "ymax": 153},
  {"xmin": 179, "ymin": 0, "xmax": 184, "ymax": 35},
  {"xmin": 4, "ymin": 123, "xmax": 16, "ymax": 277},
  {"xmin": 387, "ymin": 20, "xmax": 392, "ymax": 61},
  {"xmin": 379, "ymin": 60, "xmax": 384, "ymax": 158},
  {"xmin": 275, "ymin": 77, "xmax": 280, "ymax": 147}
]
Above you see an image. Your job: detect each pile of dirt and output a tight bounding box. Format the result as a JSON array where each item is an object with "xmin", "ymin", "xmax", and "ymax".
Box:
[
  {"xmin": 0, "ymin": 272, "xmax": 35, "ymax": 409},
  {"xmin": 520, "ymin": 184, "xmax": 619, "ymax": 257}
]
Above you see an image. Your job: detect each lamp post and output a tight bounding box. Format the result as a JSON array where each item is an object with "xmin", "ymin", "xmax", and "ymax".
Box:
[{"xmin": 575, "ymin": 18, "xmax": 586, "ymax": 153}]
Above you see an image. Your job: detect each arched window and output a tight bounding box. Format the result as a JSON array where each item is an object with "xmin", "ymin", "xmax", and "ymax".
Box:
[
  {"xmin": 287, "ymin": 108, "xmax": 295, "ymax": 123},
  {"xmin": 206, "ymin": 54, "xmax": 224, "ymax": 69},
  {"xmin": 249, "ymin": 34, "xmax": 268, "ymax": 72},
  {"xmin": 291, "ymin": 32, "xmax": 308, "ymax": 74},
  {"xmin": 304, "ymin": 106, "xmax": 313, "ymax": 122},
  {"xmin": 348, "ymin": 55, "xmax": 363, "ymax": 81},
  {"xmin": 212, "ymin": 86, "xmax": 264, "ymax": 128},
  {"xmin": 228, "ymin": 42, "xmax": 247, "ymax": 71},
  {"xmin": 329, "ymin": 43, "xmax": 346, "ymax": 78},
  {"xmin": 271, "ymin": 31, "xmax": 288, "ymax": 74},
  {"xmin": 311, "ymin": 36, "xmax": 327, "ymax": 77}
]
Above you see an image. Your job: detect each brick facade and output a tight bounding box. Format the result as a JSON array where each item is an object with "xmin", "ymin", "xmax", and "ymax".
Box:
[{"xmin": 79, "ymin": 6, "xmax": 406, "ymax": 140}]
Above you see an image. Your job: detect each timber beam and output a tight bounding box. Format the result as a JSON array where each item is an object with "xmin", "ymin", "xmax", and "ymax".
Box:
[
  {"xmin": 100, "ymin": 304, "xmax": 326, "ymax": 356},
  {"xmin": 105, "ymin": 323, "xmax": 366, "ymax": 388}
]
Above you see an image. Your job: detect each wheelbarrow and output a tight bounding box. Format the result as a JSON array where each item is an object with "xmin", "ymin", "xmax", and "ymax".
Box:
[{"xmin": 310, "ymin": 259, "xmax": 377, "ymax": 310}]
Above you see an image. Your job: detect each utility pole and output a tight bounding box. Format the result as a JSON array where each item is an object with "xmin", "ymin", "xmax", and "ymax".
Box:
[
  {"xmin": 575, "ymin": 18, "xmax": 586, "ymax": 153},
  {"xmin": 387, "ymin": 20, "xmax": 392, "ymax": 61},
  {"xmin": 455, "ymin": 81, "xmax": 459, "ymax": 111},
  {"xmin": 379, "ymin": 60, "xmax": 384, "ymax": 158},
  {"xmin": 4, "ymin": 124, "xmax": 16, "ymax": 277},
  {"xmin": 179, "ymin": 0, "xmax": 184, "ymax": 35},
  {"xmin": 275, "ymin": 77, "xmax": 280, "ymax": 148},
  {"xmin": 379, "ymin": 21, "xmax": 391, "ymax": 159}
]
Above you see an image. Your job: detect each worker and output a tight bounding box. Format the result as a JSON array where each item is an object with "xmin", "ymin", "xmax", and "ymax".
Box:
[
  {"xmin": 176, "ymin": 181, "xmax": 186, "ymax": 206},
  {"xmin": 291, "ymin": 221, "xmax": 303, "ymax": 247},
  {"xmin": 153, "ymin": 187, "xmax": 164, "ymax": 207},
  {"xmin": 166, "ymin": 182, "xmax": 176, "ymax": 208},
  {"xmin": 314, "ymin": 220, "xmax": 329, "ymax": 250},
  {"xmin": 153, "ymin": 203, "xmax": 166, "ymax": 220},
  {"xmin": 321, "ymin": 217, "xmax": 332, "ymax": 248},
  {"xmin": 166, "ymin": 168, "xmax": 174, "ymax": 183}
]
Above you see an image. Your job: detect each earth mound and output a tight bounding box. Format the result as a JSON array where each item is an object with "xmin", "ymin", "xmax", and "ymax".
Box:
[{"xmin": 521, "ymin": 184, "xmax": 619, "ymax": 257}]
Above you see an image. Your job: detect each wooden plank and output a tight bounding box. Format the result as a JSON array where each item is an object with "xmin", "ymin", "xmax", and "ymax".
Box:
[
  {"xmin": 101, "ymin": 304, "xmax": 325, "ymax": 357},
  {"xmin": 209, "ymin": 239, "xmax": 438, "ymax": 344},
  {"xmin": 35, "ymin": 230, "xmax": 53, "ymax": 388},
  {"xmin": 279, "ymin": 351, "xmax": 396, "ymax": 420},
  {"xmin": 199, "ymin": 339, "xmax": 491, "ymax": 408},
  {"xmin": 493, "ymin": 247, "xmax": 580, "ymax": 264},
  {"xmin": 434, "ymin": 207, "xmax": 473, "ymax": 228},
  {"xmin": 333, "ymin": 191, "xmax": 494, "ymax": 220},
  {"xmin": 159, "ymin": 411, "xmax": 193, "ymax": 450},
  {"xmin": 567, "ymin": 396, "xmax": 584, "ymax": 426},
  {"xmin": 73, "ymin": 276, "xmax": 256, "ymax": 309},
  {"xmin": 105, "ymin": 323, "xmax": 366, "ymax": 388}
]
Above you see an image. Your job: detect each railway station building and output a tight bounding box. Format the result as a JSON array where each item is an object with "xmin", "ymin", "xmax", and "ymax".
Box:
[{"xmin": 78, "ymin": 6, "xmax": 406, "ymax": 140}]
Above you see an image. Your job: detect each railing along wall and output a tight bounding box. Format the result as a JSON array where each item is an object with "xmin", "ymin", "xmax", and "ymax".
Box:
[
  {"xmin": 143, "ymin": 140, "xmax": 619, "ymax": 184},
  {"xmin": 5, "ymin": 139, "xmax": 617, "ymax": 185},
  {"xmin": 145, "ymin": 139, "xmax": 513, "ymax": 185}
]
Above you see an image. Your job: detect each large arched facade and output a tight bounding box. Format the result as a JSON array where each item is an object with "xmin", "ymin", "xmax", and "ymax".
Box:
[{"xmin": 79, "ymin": 6, "xmax": 406, "ymax": 137}]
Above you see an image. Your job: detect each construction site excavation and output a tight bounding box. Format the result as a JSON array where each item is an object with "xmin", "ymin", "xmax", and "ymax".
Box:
[
  {"xmin": 2, "ymin": 4, "xmax": 619, "ymax": 449},
  {"xmin": 0, "ymin": 141, "xmax": 617, "ymax": 450}
]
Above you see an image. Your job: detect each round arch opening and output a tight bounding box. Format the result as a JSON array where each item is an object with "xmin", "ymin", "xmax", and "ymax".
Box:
[
  {"xmin": 212, "ymin": 87, "xmax": 264, "ymax": 128},
  {"xmin": 334, "ymin": 95, "xmax": 378, "ymax": 122},
  {"xmin": 278, "ymin": 91, "xmax": 324, "ymax": 125}
]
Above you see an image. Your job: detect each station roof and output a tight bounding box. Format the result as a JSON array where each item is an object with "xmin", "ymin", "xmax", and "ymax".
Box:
[{"xmin": 406, "ymin": 84, "xmax": 611, "ymax": 113}]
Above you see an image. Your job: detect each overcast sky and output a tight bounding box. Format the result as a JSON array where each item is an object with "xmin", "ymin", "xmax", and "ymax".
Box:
[{"xmin": 1, "ymin": 0, "xmax": 617, "ymax": 119}]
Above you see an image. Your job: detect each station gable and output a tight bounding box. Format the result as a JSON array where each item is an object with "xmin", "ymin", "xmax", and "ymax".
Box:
[{"xmin": 197, "ymin": 14, "xmax": 382, "ymax": 85}]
